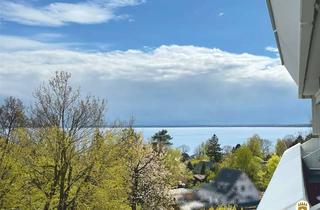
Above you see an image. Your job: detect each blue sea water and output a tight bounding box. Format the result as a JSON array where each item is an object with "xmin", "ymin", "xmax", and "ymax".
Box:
[{"xmin": 135, "ymin": 127, "xmax": 312, "ymax": 153}]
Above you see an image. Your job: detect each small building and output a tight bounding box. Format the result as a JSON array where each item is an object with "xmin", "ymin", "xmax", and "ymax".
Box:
[
  {"xmin": 193, "ymin": 174, "xmax": 206, "ymax": 183},
  {"xmin": 194, "ymin": 168, "xmax": 260, "ymax": 206}
]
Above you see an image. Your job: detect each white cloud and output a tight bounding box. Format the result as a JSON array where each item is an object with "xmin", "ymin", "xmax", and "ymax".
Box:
[
  {"xmin": 265, "ymin": 46, "xmax": 279, "ymax": 53},
  {"xmin": 32, "ymin": 33, "xmax": 65, "ymax": 41},
  {"xmin": 100, "ymin": 0, "xmax": 146, "ymax": 7},
  {"xmin": 0, "ymin": 35, "xmax": 65, "ymax": 51},
  {"xmin": 0, "ymin": 0, "xmax": 144, "ymax": 26},
  {"xmin": 0, "ymin": 36, "xmax": 304, "ymax": 124},
  {"xmin": 0, "ymin": 36, "xmax": 293, "ymax": 89},
  {"xmin": 218, "ymin": 12, "xmax": 224, "ymax": 17}
]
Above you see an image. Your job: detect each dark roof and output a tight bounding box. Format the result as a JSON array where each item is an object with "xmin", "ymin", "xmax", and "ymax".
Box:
[
  {"xmin": 204, "ymin": 168, "xmax": 243, "ymax": 194},
  {"xmin": 215, "ymin": 168, "xmax": 242, "ymax": 185}
]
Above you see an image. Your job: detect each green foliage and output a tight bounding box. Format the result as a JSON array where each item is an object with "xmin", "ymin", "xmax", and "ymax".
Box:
[
  {"xmin": 221, "ymin": 135, "xmax": 274, "ymax": 189},
  {"xmin": 0, "ymin": 96, "xmax": 26, "ymax": 139},
  {"xmin": 266, "ymin": 154, "xmax": 280, "ymax": 174},
  {"xmin": 0, "ymin": 72, "xmax": 185, "ymax": 210},
  {"xmin": 0, "ymin": 136, "xmax": 26, "ymax": 209},
  {"xmin": 247, "ymin": 134, "xmax": 263, "ymax": 158},
  {"xmin": 219, "ymin": 144, "xmax": 264, "ymax": 189},
  {"xmin": 186, "ymin": 161, "xmax": 194, "ymax": 171},
  {"xmin": 204, "ymin": 169, "xmax": 216, "ymax": 182},
  {"xmin": 151, "ymin": 129, "xmax": 173, "ymax": 152},
  {"xmin": 275, "ymin": 139, "xmax": 287, "ymax": 156},
  {"xmin": 258, "ymin": 154, "xmax": 280, "ymax": 190},
  {"xmin": 0, "ymin": 125, "xmax": 181, "ymax": 210},
  {"xmin": 163, "ymin": 148, "xmax": 193, "ymax": 186},
  {"xmin": 190, "ymin": 155, "xmax": 209, "ymax": 166},
  {"xmin": 192, "ymin": 133, "xmax": 278, "ymax": 190},
  {"xmin": 0, "ymin": 71, "xmax": 298, "ymax": 209},
  {"xmin": 216, "ymin": 136, "xmax": 282, "ymax": 191},
  {"xmin": 76, "ymin": 131, "xmax": 130, "ymax": 210},
  {"xmin": 205, "ymin": 134, "xmax": 222, "ymax": 162},
  {"xmin": 232, "ymin": 145, "xmax": 263, "ymax": 183}
]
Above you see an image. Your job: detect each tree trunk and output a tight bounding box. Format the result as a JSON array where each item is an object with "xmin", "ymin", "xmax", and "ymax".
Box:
[
  {"xmin": 58, "ymin": 147, "xmax": 68, "ymax": 210},
  {"xmin": 43, "ymin": 201, "xmax": 50, "ymax": 210},
  {"xmin": 131, "ymin": 203, "xmax": 137, "ymax": 210}
]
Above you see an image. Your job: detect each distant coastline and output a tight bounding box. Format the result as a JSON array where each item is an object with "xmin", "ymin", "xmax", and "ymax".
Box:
[{"xmin": 105, "ymin": 124, "xmax": 312, "ymax": 128}]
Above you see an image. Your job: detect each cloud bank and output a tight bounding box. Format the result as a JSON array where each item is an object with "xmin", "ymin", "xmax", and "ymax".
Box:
[
  {"xmin": 0, "ymin": 35, "xmax": 308, "ymax": 125},
  {"xmin": 0, "ymin": 0, "xmax": 145, "ymax": 26},
  {"xmin": 0, "ymin": 35, "xmax": 292, "ymax": 83}
]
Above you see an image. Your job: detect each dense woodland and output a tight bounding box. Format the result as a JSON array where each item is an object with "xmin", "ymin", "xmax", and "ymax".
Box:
[{"xmin": 0, "ymin": 71, "xmax": 311, "ymax": 210}]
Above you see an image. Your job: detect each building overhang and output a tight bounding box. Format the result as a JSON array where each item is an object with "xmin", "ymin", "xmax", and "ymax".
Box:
[{"xmin": 267, "ymin": 0, "xmax": 319, "ymax": 98}]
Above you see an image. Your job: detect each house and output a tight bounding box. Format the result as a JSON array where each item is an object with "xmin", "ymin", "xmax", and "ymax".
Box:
[
  {"xmin": 171, "ymin": 168, "xmax": 260, "ymax": 210},
  {"xmin": 194, "ymin": 168, "xmax": 260, "ymax": 206}
]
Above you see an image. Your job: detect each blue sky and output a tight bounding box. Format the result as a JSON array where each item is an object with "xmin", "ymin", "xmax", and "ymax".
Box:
[{"xmin": 0, "ymin": 0, "xmax": 311, "ymax": 125}]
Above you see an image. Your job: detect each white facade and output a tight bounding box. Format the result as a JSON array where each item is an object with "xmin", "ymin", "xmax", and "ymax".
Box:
[
  {"xmin": 257, "ymin": 144, "xmax": 308, "ymax": 210},
  {"xmin": 232, "ymin": 173, "xmax": 260, "ymax": 204},
  {"xmin": 267, "ymin": 0, "xmax": 317, "ymax": 97},
  {"xmin": 259, "ymin": 0, "xmax": 320, "ymax": 209},
  {"xmin": 196, "ymin": 171, "xmax": 259, "ymax": 205}
]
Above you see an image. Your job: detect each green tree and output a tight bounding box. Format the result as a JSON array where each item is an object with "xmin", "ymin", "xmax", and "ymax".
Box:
[
  {"xmin": 232, "ymin": 144, "xmax": 241, "ymax": 152},
  {"xmin": 222, "ymin": 145, "xmax": 263, "ymax": 186},
  {"xmin": 247, "ymin": 134, "xmax": 263, "ymax": 158},
  {"xmin": 151, "ymin": 129, "xmax": 172, "ymax": 152},
  {"xmin": 205, "ymin": 134, "xmax": 222, "ymax": 162},
  {"xmin": 259, "ymin": 154, "xmax": 280, "ymax": 190},
  {"xmin": 0, "ymin": 136, "xmax": 23, "ymax": 208},
  {"xmin": 194, "ymin": 142, "xmax": 207, "ymax": 157},
  {"xmin": 0, "ymin": 97, "xmax": 26, "ymax": 209},
  {"xmin": 233, "ymin": 146, "xmax": 254, "ymax": 173},
  {"xmin": 266, "ymin": 154, "xmax": 280, "ymax": 180},
  {"xmin": 0, "ymin": 97, "xmax": 25, "ymax": 140},
  {"xmin": 28, "ymin": 71, "xmax": 106, "ymax": 210},
  {"xmin": 187, "ymin": 161, "xmax": 194, "ymax": 171},
  {"xmin": 78, "ymin": 130, "xmax": 130, "ymax": 210},
  {"xmin": 163, "ymin": 148, "xmax": 192, "ymax": 187},
  {"xmin": 261, "ymin": 139, "xmax": 272, "ymax": 159},
  {"xmin": 234, "ymin": 145, "xmax": 263, "ymax": 184},
  {"xmin": 275, "ymin": 139, "xmax": 287, "ymax": 156}
]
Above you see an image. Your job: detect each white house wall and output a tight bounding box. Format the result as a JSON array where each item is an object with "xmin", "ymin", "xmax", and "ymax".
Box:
[{"xmin": 232, "ymin": 174, "xmax": 260, "ymax": 204}]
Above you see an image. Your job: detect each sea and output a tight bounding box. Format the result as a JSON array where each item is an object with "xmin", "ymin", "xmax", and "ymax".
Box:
[{"xmin": 134, "ymin": 127, "xmax": 312, "ymax": 153}]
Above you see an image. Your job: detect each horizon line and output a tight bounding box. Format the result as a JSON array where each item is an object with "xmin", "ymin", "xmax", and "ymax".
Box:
[{"xmin": 104, "ymin": 123, "xmax": 312, "ymax": 128}]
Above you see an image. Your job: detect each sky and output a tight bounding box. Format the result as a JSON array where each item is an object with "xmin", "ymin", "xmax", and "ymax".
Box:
[{"xmin": 0, "ymin": 0, "xmax": 311, "ymax": 125}]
